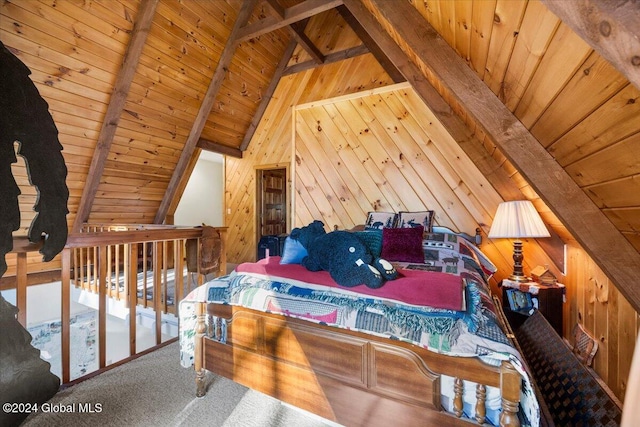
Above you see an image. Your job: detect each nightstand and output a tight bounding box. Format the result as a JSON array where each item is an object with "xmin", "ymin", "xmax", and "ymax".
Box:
[{"xmin": 500, "ymin": 279, "xmax": 565, "ymax": 336}]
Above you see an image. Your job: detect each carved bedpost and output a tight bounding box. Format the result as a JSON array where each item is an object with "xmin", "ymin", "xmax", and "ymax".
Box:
[
  {"xmin": 499, "ymin": 361, "xmax": 521, "ymax": 427},
  {"xmin": 194, "ymin": 302, "xmax": 206, "ymax": 397}
]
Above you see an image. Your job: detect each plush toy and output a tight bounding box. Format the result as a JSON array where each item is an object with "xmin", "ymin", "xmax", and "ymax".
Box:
[
  {"xmin": 293, "ymin": 222, "xmax": 397, "ymax": 289},
  {"xmin": 289, "ymin": 220, "xmax": 326, "ymax": 248}
]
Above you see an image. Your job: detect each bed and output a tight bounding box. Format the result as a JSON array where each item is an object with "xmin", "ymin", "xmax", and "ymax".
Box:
[{"xmin": 179, "ymin": 223, "xmax": 540, "ymax": 427}]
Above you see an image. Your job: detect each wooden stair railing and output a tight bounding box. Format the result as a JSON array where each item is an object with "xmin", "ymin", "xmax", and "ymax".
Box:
[{"xmin": 6, "ymin": 225, "xmax": 227, "ymax": 384}]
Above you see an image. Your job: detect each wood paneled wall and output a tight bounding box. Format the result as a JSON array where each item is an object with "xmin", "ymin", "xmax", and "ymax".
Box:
[
  {"xmin": 292, "ymin": 83, "xmax": 560, "ymax": 290},
  {"xmin": 565, "ymin": 244, "xmax": 639, "ymax": 400}
]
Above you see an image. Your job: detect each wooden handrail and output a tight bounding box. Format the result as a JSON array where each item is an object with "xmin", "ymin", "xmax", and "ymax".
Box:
[
  {"xmin": 5, "ymin": 224, "xmax": 227, "ymax": 385},
  {"xmin": 66, "ymin": 227, "xmax": 205, "ymax": 248}
]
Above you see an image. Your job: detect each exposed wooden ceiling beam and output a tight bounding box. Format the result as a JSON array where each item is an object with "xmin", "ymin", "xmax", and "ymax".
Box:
[
  {"xmin": 154, "ymin": 0, "xmax": 258, "ymax": 224},
  {"xmin": 264, "ymin": 1, "xmax": 324, "ymax": 63},
  {"xmin": 240, "ymin": 39, "xmax": 298, "ymax": 151},
  {"xmin": 235, "ymin": 0, "xmax": 343, "ymax": 44},
  {"xmin": 288, "ymin": 20, "xmax": 325, "ymax": 64},
  {"xmin": 72, "ymin": 0, "xmax": 158, "ymax": 232},
  {"xmin": 336, "ymin": 5, "xmax": 404, "ymax": 83},
  {"xmin": 283, "ymin": 44, "xmax": 369, "ymax": 76},
  {"xmin": 264, "ymin": 0, "xmax": 285, "ymax": 18},
  {"xmin": 198, "ymin": 138, "xmax": 243, "ymax": 158},
  {"xmin": 541, "ymin": 0, "xmax": 640, "ymax": 91},
  {"xmin": 360, "ymin": 0, "xmax": 640, "ymax": 313}
]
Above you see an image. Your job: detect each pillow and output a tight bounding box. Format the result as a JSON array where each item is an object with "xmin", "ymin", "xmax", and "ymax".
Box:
[
  {"xmin": 365, "ymin": 211, "xmax": 398, "ymax": 230},
  {"xmin": 459, "ymin": 239, "xmax": 497, "ymax": 278},
  {"xmin": 381, "ymin": 226, "xmax": 424, "ymax": 263},
  {"xmin": 279, "ymin": 237, "xmax": 308, "ymax": 264},
  {"xmin": 422, "ymin": 233, "xmax": 468, "ymax": 275},
  {"xmin": 397, "ymin": 210, "xmax": 434, "ymax": 233},
  {"xmin": 353, "ymin": 229, "xmax": 383, "ymax": 258},
  {"xmin": 422, "ymin": 232, "xmax": 497, "ymax": 278}
]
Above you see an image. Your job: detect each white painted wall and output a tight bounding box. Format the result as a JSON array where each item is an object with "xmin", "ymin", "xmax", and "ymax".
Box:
[{"xmin": 174, "ymin": 152, "xmax": 224, "ymax": 227}]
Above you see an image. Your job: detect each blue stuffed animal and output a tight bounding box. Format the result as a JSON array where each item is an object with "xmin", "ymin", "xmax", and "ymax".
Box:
[{"xmin": 293, "ymin": 221, "xmax": 397, "ymax": 289}]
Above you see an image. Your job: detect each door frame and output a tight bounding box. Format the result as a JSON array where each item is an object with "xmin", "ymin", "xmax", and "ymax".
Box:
[{"xmin": 255, "ymin": 163, "xmax": 290, "ymax": 246}]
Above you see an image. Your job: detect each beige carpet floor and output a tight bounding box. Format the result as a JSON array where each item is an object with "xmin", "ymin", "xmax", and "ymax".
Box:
[{"xmin": 21, "ymin": 341, "xmax": 339, "ymax": 427}]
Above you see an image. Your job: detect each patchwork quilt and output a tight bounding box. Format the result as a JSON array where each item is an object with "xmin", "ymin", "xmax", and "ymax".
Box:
[{"xmin": 178, "ymin": 237, "xmax": 539, "ymax": 426}]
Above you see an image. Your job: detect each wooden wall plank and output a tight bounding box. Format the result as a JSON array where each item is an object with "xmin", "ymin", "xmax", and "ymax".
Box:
[
  {"xmin": 500, "ymin": 0, "xmax": 560, "ymax": 110},
  {"xmin": 452, "ymin": 0, "xmax": 472, "ymax": 62},
  {"xmin": 549, "ymin": 84, "xmax": 640, "ymax": 167},
  {"xmin": 483, "ymin": 0, "xmax": 527, "ymax": 95},
  {"xmin": 566, "ymin": 132, "xmax": 640, "ymax": 187},
  {"xmin": 531, "ymin": 52, "xmax": 628, "ymax": 146},
  {"xmin": 468, "ymin": 0, "xmax": 495, "ymax": 79},
  {"xmin": 515, "ymin": 23, "xmax": 592, "ymax": 128}
]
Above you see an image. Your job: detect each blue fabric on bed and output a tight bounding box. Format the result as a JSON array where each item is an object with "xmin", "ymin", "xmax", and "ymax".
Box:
[{"xmin": 279, "ymin": 236, "xmax": 308, "ymax": 264}]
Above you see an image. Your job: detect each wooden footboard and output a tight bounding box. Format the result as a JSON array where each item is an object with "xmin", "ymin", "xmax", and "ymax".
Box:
[{"xmin": 194, "ymin": 303, "xmax": 521, "ymax": 427}]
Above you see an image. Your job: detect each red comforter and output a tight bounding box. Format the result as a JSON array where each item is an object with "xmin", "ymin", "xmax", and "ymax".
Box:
[{"xmin": 236, "ymin": 256, "xmax": 465, "ymax": 311}]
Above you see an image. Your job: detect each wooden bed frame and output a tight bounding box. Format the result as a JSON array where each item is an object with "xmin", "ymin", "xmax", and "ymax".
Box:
[{"xmin": 193, "ymin": 302, "xmax": 523, "ymax": 427}]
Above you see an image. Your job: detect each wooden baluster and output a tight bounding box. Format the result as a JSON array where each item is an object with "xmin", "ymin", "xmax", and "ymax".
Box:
[
  {"xmin": 475, "ymin": 383, "xmax": 486, "ymax": 424},
  {"xmin": 84, "ymin": 247, "xmax": 88, "ymax": 290},
  {"xmin": 175, "ymin": 239, "xmax": 184, "ymax": 317},
  {"xmin": 163, "ymin": 240, "xmax": 168, "ymax": 314},
  {"xmin": 129, "ymin": 243, "xmax": 138, "ymax": 357},
  {"xmin": 117, "ymin": 244, "xmax": 121, "ymax": 298},
  {"xmin": 123, "ymin": 244, "xmax": 129, "ymax": 309},
  {"xmin": 88, "ymin": 247, "xmax": 94, "ymax": 292},
  {"xmin": 72, "ymin": 248, "xmax": 79, "ymax": 288},
  {"xmin": 61, "ymin": 248, "xmax": 71, "ymax": 384},
  {"xmin": 114, "ymin": 245, "xmax": 120, "ymax": 299},
  {"xmin": 154, "ymin": 241, "xmax": 162, "ymax": 344},
  {"xmin": 79, "ymin": 247, "xmax": 86, "ymax": 290},
  {"xmin": 453, "ymin": 377, "xmax": 464, "ymax": 418},
  {"xmin": 142, "ymin": 242, "xmax": 148, "ymax": 308},
  {"xmin": 94, "ymin": 246, "xmax": 98, "ymax": 292},
  {"xmin": 98, "ymin": 245, "xmax": 107, "ymax": 368},
  {"xmin": 91, "ymin": 246, "xmax": 97, "ymax": 292},
  {"xmin": 107, "ymin": 245, "xmax": 112, "ymax": 299}
]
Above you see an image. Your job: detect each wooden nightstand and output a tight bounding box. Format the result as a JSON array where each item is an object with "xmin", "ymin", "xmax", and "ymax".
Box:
[{"xmin": 500, "ymin": 279, "xmax": 564, "ymax": 336}]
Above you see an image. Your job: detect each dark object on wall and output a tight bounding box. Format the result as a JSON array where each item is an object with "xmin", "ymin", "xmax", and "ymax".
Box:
[
  {"xmin": 0, "ymin": 41, "xmax": 68, "ymax": 426},
  {"xmin": 0, "ymin": 293, "xmax": 60, "ymax": 427},
  {"xmin": 0, "ymin": 41, "xmax": 69, "ymax": 278},
  {"xmin": 257, "ymin": 234, "xmax": 286, "ymax": 260},
  {"xmin": 186, "ymin": 226, "xmax": 222, "ymax": 275}
]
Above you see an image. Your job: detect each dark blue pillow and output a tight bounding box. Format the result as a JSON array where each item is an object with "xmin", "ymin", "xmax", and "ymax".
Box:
[
  {"xmin": 353, "ymin": 230, "xmax": 383, "ymax": 258},
  {"xmin": 279, "ymin": 237, "xmax": 308, "ymax": 264}
]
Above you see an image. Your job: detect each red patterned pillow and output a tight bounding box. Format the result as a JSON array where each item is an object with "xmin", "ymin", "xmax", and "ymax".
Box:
[{"xmin": 381, "ymin": 226, "xmax": 424, "ymax": 263}]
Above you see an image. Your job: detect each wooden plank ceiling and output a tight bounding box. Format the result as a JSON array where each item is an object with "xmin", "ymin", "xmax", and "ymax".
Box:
[{"xmin": 2, "ymin": 0, "xmax": 639, "ymax": 309}]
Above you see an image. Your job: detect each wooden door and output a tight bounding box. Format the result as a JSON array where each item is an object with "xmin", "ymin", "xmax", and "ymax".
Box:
[{"xmin": 257, "ymin": 168, "xmax": 286, "ymax": 237}]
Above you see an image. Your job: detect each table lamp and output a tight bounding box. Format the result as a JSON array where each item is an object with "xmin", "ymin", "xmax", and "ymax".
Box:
[{"xmin": 488, "ymin": 200, "xmax": 550, "ymax": 282}]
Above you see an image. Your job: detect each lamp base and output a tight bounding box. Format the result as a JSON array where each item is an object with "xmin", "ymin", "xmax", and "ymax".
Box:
[{"xmin": 510, "ymin": 239, "xmax": 528, "ymax": 282}]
